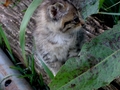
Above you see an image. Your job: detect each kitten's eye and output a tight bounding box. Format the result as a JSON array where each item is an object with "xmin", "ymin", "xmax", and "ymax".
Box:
[
  {"xmin": 63, "ymin": 17, "xmax": 80, "ymax": 28},
  {"xmin": 73, "ymin": 17, "xmax": 80, "ymax": 23},
  {"xmin": 64, "ymin": 21, "xmax": 71, "ymax": 28}
]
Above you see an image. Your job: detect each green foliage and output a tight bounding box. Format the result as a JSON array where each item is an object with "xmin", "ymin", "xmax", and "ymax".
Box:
[
  {"xmin": 20, "ymin": 0, "xmax": 43, "ymax": 66},
  {"xmin": 0, "ymin": 25, "xmax": 47, "ymax": 89},
  {"xmin": 99, "ymin": 0, "xmax": 120, "ymax": 24},
  {"xmin": 12, "ymin": 0, "xmax": 21, "ymax": 7},
  {"xmin": 19, "ymin": 0, "xmax": 120, "ymax": 89},
  {"xmin": 11, "ymin": 55, "xmax": 48, "ymax": 89},
  {"xmin": 1, "ymin": 0, "xmax": 119, "ymax": 89},
  {"xmin": 81, "ymin": 0, "xmax": 99, "ymax": 19},
  {"xmin": 9, "ymin": 55, "xmax": 49, "ymax": 89},
  {"xmin": 82, "ymin": 0, "xmax": 120, "ymax": 24},
  {"xmin": 0, "ymin": 25, "xmax": 17, "ymax": 63},
  {"xmin": 0, "ymin": 25, "xmax": 12, "ymax": 54},
  {"xmin": 39, "ymin": 57, "xmax": 54, "ymax": 79},
  {"xmin": 99, "ymin": 0, "xmax": 105, "ymax": 9},
  {"xmin": 49, "ymin": 22, "xmax": 120, "ymax": 90},
  {"xmin": 20, "ymin": 0, "xmax": 54, "ymax": 79}
]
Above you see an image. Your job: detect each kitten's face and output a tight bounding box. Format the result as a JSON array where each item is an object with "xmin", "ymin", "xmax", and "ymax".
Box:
[{"xmin": 47, "ymin": 1, "xmax": 84, "ymax": 33}]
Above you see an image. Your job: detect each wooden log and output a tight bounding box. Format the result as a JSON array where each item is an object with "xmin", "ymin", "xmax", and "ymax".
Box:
[{"xmin": 0, "ymin": 48, "xmax": 32, "ymax": 90}]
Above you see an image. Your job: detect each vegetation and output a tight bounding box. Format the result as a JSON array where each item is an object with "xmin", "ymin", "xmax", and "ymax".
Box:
[
  {"xmin": 99, "ymin": 0, "xmax": 120, "ymax": 25},
  {"xmin": 49, "ymin": 22, "xmax": 120, "ymax": 90},
  {"xmin": 0, "ymin": 0, "xmax": 120, "ymax": 90},
  {"xmin": 0, "ymin": 25, "xmax": 49, "ymax": 89}
]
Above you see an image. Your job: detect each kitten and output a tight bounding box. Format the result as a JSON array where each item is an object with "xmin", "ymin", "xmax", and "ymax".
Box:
[{"xmin": 34, "ymin": 0, "xmax": 85, "ymax": 76}]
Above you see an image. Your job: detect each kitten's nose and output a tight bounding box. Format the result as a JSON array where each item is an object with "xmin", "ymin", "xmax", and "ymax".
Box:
[{"xmin": 80, "ymin": 19, "xmax": 85, "ymax": 26}]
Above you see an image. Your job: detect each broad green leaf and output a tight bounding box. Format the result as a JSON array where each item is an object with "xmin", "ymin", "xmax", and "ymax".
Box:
[
  {"xmin": 19, "ymin": 0, "xmax": 43, "ymax": 66},
  {"xmin": 49, "ymin": 22, "xmax": 120, "ymax": 90},
  {"xmin": 99, "ymin": 0, "xmax": 105, "ymax": 9},
  {"xmin": 81, "ymin": 0, "xmax": 99, "ymax": 19},
  {"xmin": 59, "ymin": 50, "xmax": 120, "ymax": 90}
]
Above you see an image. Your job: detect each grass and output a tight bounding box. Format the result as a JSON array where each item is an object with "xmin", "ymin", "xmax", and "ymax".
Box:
[
  {"xmin": 19, "ymin": 0, "xmax": 54, "ymax": 79},
  {"xmin": 1, "ymin": 0, "xmax": 120, "ymax": 89},
  {"xmin": 0, "ymin": 25, "xmax": 49, "ymax": 89},
  {"xmin": 98, "ymin": 0, "xmax": 120, "ymax": 25},
  {"xmin": 19, "ymin": 0, "xmax": 43, "ymax": 67},
  {"xmin": 0, "ymin": 0, "xmax": 53, "ymax": 89},
  {"xmin": 0, "ymin": 25, "xmax": 12, "ymax": 54}
]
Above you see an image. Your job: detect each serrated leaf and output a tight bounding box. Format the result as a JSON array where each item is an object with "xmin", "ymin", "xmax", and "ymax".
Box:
[{"xmin": 49, "ymin": 22, "xmax": 120, "ymax": 90}]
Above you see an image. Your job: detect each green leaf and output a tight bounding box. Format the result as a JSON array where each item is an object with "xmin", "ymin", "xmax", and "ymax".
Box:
[
  {"xmin": 99, "ymin": 0, "xmax": 120, "ymax": 24},
  {"xmin": 30, "ymin": 55, "xmax": 35, "ymax": 75},
  {"xmin": 38, "ymin": 57, "xmax": 54, "ymax": 79},
  {"xmin": 0, "ymin": 25, "xmax": 12, "ymax": 54},
  {"xmin": 105, "ymin": 1, "xmax": 120, "ymax": 10},
  {"xmin": 19, "ymin": 0, "xmax": 43, "ymax": 66},
  {"xmin": 99, "ymin": 0, "xmax": 105, "ymax": 9},
  {"xmin": 10, "ymin": 66, "xmax": 24, "ymax": 72},
  {"xmin": 81, "ymin": 0, "xmax": 99, "ymax": 19},
  {"xmin": 98, "ymin": 12, "xmax": 120, "ymax": 16},
  {"xmin": 0, "ymin": 32, "xmax": 2, "ymax": 46},
  {"xmin": 49, "ymin": 22, "xmax": 120, "ymax": 90},
  {"xmin": 59, "ymin": 50, "xmax": 120, "ymax": 90},
  {"xmin": 18, "ymin": 74, "xmax": 32, "ymax": 78},
  {"xmin": 7, "ymin": 51, "xmax": 16, "ymax": 63}
]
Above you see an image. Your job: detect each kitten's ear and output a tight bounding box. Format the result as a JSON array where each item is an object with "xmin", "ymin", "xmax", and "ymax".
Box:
[{"xmin": 48, "ymin": 2, "xmax": 65, "ymax": 20}]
